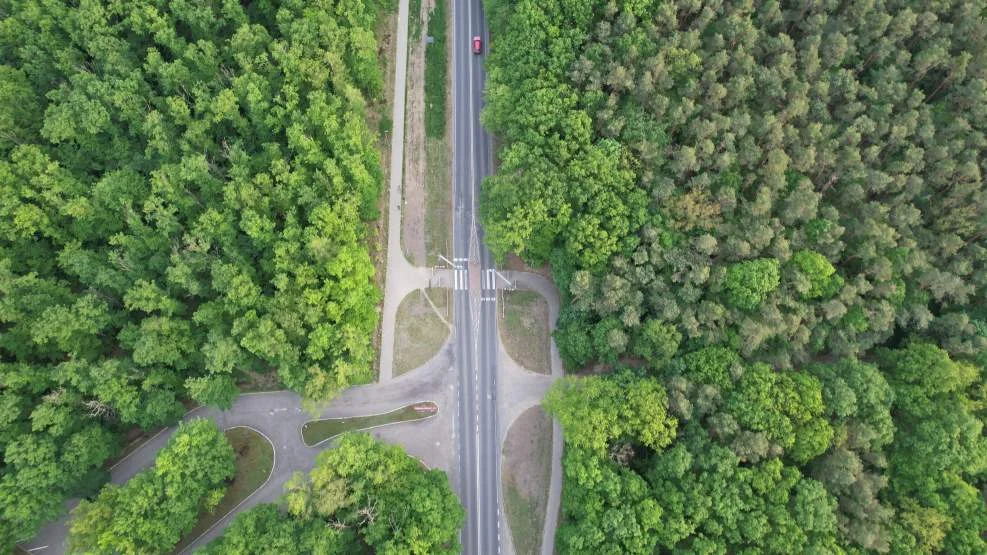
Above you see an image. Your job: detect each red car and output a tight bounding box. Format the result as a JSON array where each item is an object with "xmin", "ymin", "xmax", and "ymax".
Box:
[{"xmin": 472, "ymin": 36, "xmax": 482, "ymax": 54}]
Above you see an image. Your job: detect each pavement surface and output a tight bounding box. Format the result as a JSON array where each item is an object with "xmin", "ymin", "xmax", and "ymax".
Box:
[{"xmin": 448, "ymin": 0, "xmax": 505, "ymax": 552}]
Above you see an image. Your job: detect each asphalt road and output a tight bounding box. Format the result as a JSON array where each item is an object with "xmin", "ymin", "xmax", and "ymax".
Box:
[{"xmin": 451, "ymin": 0, "xmax": 500, "ymax": 553}]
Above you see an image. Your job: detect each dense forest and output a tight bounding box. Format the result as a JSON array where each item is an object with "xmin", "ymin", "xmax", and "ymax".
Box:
[
  {"xmin": 201, "ymin": 433, "xmax": 464, "ymax": 554},
  {"xmin": 484, "ymin": 0, "xmax": 987, "ymax": 553},
  {"xmin": 0, "ymin": 0, "xmax": 389, "ymax": 548}
]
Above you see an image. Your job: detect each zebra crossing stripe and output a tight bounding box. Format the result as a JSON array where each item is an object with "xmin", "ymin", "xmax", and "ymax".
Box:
[
  {"xmin": 454, "ymin": 268, "xmax": 468, "ymax": 290},
  {"xmin": 481, "ymin": 268, "xmax": 495, "ymax": 290}
]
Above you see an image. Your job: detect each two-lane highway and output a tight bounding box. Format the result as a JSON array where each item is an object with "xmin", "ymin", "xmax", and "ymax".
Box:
[{"xmin": 451, "ymin": 0, "xmax": 500, "ymax": 553}]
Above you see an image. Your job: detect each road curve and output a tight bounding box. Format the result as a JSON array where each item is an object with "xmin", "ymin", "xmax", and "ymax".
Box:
[{"xmin": 19, "ymin": 344, "xmax": 458, "ymax": 554}]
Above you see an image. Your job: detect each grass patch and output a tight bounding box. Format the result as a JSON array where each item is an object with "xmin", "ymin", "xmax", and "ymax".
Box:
[
  {"xmin": 172, "ymin": 427, "xmax": 274, "ymax": 553},
  {"xmin": 499, "ymin": 290, "xmax": 551, "ymax": 374},
  {"xmin": 409, "ymin": 0, "xmax": 423, "ymax": 39},
  {"xmin": 503, "ymin": 406, "xmax": 553, "ymax": 555},
  {"xmin": 301, "ymin": 402, "xmax": 438, "ymax": 446},
  {"xmin": 505, "ymin": 485, "xmax": 542, "ymax": 555},
  {"xmin": 369, "ymin": 9, "xmax": 398, "ymax": 379},
  {"xmin": 395, "ymin": 288, "xmax": 450, "ymax": 375},
  {"xmin": 424, "ymin": 136, "xmax": 451, "ymax": 262},
  {"xmin": 424, "ymin": 0, "xmax": 447, "ymax": 137}
]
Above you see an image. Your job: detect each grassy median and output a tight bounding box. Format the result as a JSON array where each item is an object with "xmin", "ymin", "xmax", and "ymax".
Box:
[{"xmin": 301, "ymin": 402, "xmax": 438, "ymax": 446}]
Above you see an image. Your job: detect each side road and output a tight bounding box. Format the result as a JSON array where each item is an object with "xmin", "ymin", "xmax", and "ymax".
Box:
[{"xmin": 21, "ymin": 344, "xmax": 458, "ymax": 554}]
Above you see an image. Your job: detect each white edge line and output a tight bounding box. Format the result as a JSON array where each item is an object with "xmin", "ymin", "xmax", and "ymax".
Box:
[
  {"xmin": 300, "ymin": 399, "xmax": 441, "ymax": 448},
  {"xmin": 177, "ymin": 425, "xmax": 277, "ymax": 554}
]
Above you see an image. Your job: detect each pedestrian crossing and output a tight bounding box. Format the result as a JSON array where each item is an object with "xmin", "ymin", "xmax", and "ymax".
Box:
[
  {"xmin": 452, "ymin": 266, "xmax": 505, "ymax": 293},
  {"xmin": 481, "ymin": 268, "xmax": 495, "ymax": 290},
  {"xmin": 454, "ymin": 268, "xmax": 468, "ymax": 290}
]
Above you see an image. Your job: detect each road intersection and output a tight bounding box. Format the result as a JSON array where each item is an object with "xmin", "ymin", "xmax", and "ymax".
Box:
[{"xmin": 20, "ymin": 0, "xmax": 563, "ymax": 552}]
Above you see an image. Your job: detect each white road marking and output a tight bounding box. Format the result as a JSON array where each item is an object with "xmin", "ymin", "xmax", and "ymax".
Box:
[{"xmin": 454, "ymin": 268, "xmax": 469, "ymax": 290}]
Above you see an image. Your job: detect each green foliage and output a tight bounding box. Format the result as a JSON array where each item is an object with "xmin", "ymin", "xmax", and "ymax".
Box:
[
  {"xmin": 725, "ymin": 364, "xmax": 832, "ymax": 464},
  {"xmin": 485, "ymin": 0, "xmax": 987, "ymax": 552},
  {"xmin": 544, "ymin": 373, "xmax": 678, "ymax": 455},
  {"xmin": 198, "ymin": 502, "xmax": 355, "ymax": 554},
  {"xmin": 877, "ymin": 342, "xmax": 987, "ymax": 554},
  {"xmin": 68, "ymin": 420, "xmax": 235, "ymax": 554},
  {"xmin": 675, "ymin": 345, "xmax": 741, "ymax": 389},
  {"xmin": 790, "ymin": 250, "xmax": 843, "ymax": 300},
  {"xmin": 632, "ymin": 318, "xmax": 682, "ymax": 366},
  {"xmin": 484, "ymin": 0, "xmax": 987, "ymax": 369},
  {"xmin": 204, "ymin": 433, "xmax": 463, "ymax": 555},
  {"xmin": 0, "ymin": 0, "xmax": 388, "ymax": 547},
  {"xmin": 647, "ymin": 428, "xmax": 843, "ymax": 554},
  {"xmin": 723, "ymin": 259, "xmax": 781, "ymax": 311}
]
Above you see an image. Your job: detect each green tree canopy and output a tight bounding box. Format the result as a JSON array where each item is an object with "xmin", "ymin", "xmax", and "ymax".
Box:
[
  {"xmin": 68, "ymin": 419, "xmax": 235, "ymax": 554},
  {"xmin": 204, "ymin": 433, "xmax": 463, "ymax": 555},
  {"xmin": 0, "ymin": 0, "xmax": 389, "ymax": 547}
]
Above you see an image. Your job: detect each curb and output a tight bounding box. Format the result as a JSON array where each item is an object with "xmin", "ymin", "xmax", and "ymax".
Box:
[
  {"xmin": 300, "ymin": 400, "xmax": 440, "ymax": 448},
  {"xmin": 177, "ymin": 425, "xmax": 277, "ymax": 553}
]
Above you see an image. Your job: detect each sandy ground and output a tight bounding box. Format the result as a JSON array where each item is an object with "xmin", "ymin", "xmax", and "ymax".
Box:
[
  {"xmin": 401, "ymin": 0, "xmax": 433, "ymax": 266},
  {"xmin": 394, "ymin": 288, "xmax": 451, "ymax": 375},
  {"xmin": 502, "ymin": 406, "xmax": 553, "ymax": 555},
  {"xmin": 499, "ymin": 290, "xmax": 551, "ymax": 374}
]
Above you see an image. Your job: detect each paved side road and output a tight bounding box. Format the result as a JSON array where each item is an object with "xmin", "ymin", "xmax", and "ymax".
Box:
[{"xmin": 20, "ymin": 345, "xmax": 457, "ymax": 554}]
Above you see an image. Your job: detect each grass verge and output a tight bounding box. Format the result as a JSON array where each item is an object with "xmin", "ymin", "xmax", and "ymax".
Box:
[
  {"xmin": 370, "ymin": 9, "xmax": 398, "ymax": 380},
  {"xmin": 499, "ymin": 290, "xmax": 551, "ymax": 374},
  {"xmin": 301, "ymin": 402, "xmax": 438, "ymax": 446},
  {"xmin": 395, "ymin": 288, "xmax": 450, "ymax": 375},
  {"xmin": 235, "ymin": 370, "xmax": 281, "ymax": 393},
  {"xmin": 425, "ymin": 136, "xmax": 451, "ymax": 263},
  {"xmin": 172, "ymin": 427, "xmax": 274, "ymax": 553},
  {"xmin": 424, "ymin": 0, "xmax": 447, "ymax": 137},
  {"xmin": 503, "ymin": 406, "xmax": 553, "ymax": 555},
  {"xmin": 410, "ymin": 0, "xmax": 423, "ymax": 39}
]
